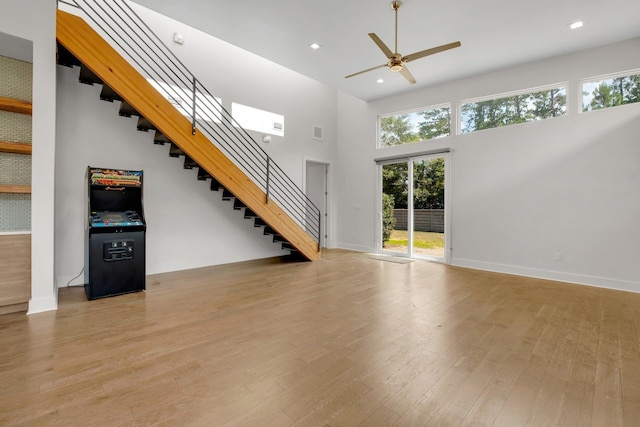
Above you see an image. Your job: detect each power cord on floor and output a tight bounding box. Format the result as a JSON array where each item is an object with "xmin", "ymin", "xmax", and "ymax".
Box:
[{"xmin": 66, "ymin": 267, "xmax": 85, "ymax": 287}]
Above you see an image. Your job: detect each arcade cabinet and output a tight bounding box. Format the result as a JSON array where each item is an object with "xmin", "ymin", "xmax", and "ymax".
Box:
[{"xmin": 85, "ymin": 167, "xmax": 146, "ymax": 300}]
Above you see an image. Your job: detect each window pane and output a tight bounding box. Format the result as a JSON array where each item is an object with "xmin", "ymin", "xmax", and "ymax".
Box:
[
  {"xmin": 382, "ymin": 162, "xmax": 408, "ymax": 254},
  {"xmin": 379, "ymin": 106, "xmax": 450, "ymax": 148},
  {"xmin": 582, "ymin": 73, "xmax": 640, "ymax": 112},
  {"xmin": 461, "ymin": 87, "xmax": 566, "ymax": 133},
  {"xmin": 232, "ymin": 103, "xmax": 284, "ymax": 136}
]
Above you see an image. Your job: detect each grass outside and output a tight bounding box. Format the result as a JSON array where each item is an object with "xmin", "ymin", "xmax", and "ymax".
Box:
[{"xmin": 385, "ymin": 230, "xmax": 444, "ymax": 249}]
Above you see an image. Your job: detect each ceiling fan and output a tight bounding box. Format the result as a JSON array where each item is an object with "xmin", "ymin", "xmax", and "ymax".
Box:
[{"xmin": 345, "ymin": 1, "xmax": 461, "ymax": 84}]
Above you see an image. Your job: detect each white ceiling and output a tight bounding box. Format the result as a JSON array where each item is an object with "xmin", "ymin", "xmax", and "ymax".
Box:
[{"xmin": 131, "ymin": 0, "xmax": 640, "ymax": 101}]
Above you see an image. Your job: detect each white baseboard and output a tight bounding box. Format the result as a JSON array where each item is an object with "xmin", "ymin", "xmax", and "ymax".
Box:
[
  {"xmin": 336, "ymin": 242, "xmax": 373, "ymax": 253},
  {"xmin": 452, "ymin": 258, "xmax": 640, "ymax": 294},
  {"xmin": 28, "ymin": 295, "xmax": 58, "ymax": 315}
]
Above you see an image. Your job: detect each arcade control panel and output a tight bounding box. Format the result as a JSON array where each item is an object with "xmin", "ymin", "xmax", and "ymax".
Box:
[
  {"xmin": 103, "ymin": 239, "xmax": 134, "ymax": 262},
  {"xmin": 90, "ymin": 210, "xmax": 143, "ymax": 227}
]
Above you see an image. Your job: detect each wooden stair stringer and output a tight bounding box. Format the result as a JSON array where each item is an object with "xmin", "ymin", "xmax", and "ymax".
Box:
[{"xmin": 56, "ymin": 10, "xmax": 319, "ymax": 261}]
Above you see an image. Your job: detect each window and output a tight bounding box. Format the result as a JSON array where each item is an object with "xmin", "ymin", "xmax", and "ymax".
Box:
[
  {"xmin": 147, "ymin": 79, "xmax": 221, "ymax": 123},
  {"xmin": 379, "ymin": 105, "xmax": 450, "ymax": 148},
  {"xmin": 582, "ymin": 71, "xmax": 640, "ymax": 112},
  {"xmin": 231, "ymin": 103, "xmax": 284, "ymax": 137},
  {"xmin": 460, "ymin": 86, "xmax": 566, "ymax": 133}
]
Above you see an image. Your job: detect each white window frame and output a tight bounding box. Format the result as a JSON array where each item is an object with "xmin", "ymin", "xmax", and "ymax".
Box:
[
  {"xmin": 579, "ymin": 68, "xmax": 640, "ymax": 113},
  {"xmin": 231, "ymin": 102, "xmax": 284, "ymax": 137},
  {"xmin": 377, "ymin": 102, "xmax": 451, "ymax": 149},
  {"xmin": 458, "ymin": 82, "xmax": 567, "ymax": 135}
]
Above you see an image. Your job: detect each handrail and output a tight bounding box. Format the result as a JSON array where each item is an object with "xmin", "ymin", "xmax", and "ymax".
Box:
[{"xmin": 58, "ymin": 0, "xmax": 321, "ymax": 248}]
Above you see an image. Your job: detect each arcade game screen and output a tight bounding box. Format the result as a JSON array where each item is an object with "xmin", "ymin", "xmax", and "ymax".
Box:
[{"xmin": 90, "ymin": 210, "xmax": 143, "ymax": 227}]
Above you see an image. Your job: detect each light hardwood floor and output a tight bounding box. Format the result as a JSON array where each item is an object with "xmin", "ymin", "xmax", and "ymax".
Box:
[{"xmin": 1, "ymin": 249, "xmax": 639, "ymax": 426}]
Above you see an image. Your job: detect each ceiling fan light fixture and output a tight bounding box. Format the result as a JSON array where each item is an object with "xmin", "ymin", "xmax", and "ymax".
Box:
[{"xmin": 390, "ymin": 64, "xmax": 403, "ymax": 72}]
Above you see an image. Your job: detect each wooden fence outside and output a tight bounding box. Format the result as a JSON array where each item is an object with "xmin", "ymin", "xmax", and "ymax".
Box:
[{"xmin": 393, "ymin": 209, "xmax": 444, "ymax": 233}]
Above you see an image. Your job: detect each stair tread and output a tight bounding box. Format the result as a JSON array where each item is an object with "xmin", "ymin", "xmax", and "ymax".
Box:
[
  {"xmin": 169, "ymin": 143, "xmax": 184, "ymax": 157},
  {"xmin": 183, "ymin": 156, "xmax": 197, "ymax": 169},
  {"xmin": 100, "ymin": 84, "xmax": 123, "ymax": 102},
  {"xmin": 137, "ymin": 116, "xmax": 156, "ymax": 131},
  {"xmin": 119, "ymin": 101, "xmax": 140, "ymax": 117},
  {"xmin": 79, "ymin": 64, "xmax": 102, "ymax": 85},
  {"xmin": 197, "ymin": 167, "xmax": 211, "ymax": 180},
  {"xmin": 210, "ymin": 179, "xmax": 222, "ymax": 191},
  {"xmin": 153, "ymin": 130, "xmax": 171, "ymax": 145},
  {"xmin": 56, "ymin": 42, "xmax": 81, "ymax": 67}
]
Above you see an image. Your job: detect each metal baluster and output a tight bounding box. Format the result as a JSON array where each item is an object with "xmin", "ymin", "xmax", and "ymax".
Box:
[
  {"xmin": 266, "ymin": 157, "xmax": 270, "ymax": 204},
  {"xmin": 317, "ymin": 210, "xmax": 321, "ymax": 251},
  {"xmin": 191, "ymin": 76, "xmax": 197, "ymax": 135}
]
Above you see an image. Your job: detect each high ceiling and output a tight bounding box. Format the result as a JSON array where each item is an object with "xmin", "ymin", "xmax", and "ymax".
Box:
[{"xmin": 131, "ymin": 0, "xmax": 640, "ymax": 101}]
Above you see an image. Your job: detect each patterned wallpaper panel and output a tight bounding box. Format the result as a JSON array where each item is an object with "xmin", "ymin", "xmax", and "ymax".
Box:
[
  {"xmin": 0, "ymin": 111, "xmax": 32, "ymax": 143},
  {"xmin": 0, "ymin": 194, "xmax": 31, "ymax": 231},
  {"xmin": 0, "ymin": 153, "xmax": 31, "ymax": 185},
  {"xmin": 0, "ymin": 55, "xmax": 33, "ymax": 101},
  {"xmin": 1, "ymin": 54, "xmax": 32, "ymax": 231}
]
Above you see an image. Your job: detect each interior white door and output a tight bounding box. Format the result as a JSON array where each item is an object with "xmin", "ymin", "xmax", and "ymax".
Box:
[{"xmin": 305, "ymin": 161, "xmax": 328, "ymax": 248}]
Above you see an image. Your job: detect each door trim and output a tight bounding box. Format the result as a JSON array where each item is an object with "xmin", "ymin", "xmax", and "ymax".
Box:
[{"xmin": 303, "ymin": 157, "xmax": 332, "ymax": 248}]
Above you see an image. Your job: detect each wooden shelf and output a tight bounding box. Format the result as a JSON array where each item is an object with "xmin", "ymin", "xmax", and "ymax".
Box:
[
  {"xmin": 0, "ymin": 185, "xmax": 31, "ymax": 194},
  {"xmin": 0, "ymin": 140, "xmax": 32, "ymax": 155},
  {"xmin": 0, "ymin": 96, "xmax": 32, "ymax": 115}
]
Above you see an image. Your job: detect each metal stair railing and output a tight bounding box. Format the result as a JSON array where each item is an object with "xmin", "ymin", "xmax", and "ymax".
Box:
[{"xmin": 58, "ymin": 0, "xmax": 321, "ymax": 248}]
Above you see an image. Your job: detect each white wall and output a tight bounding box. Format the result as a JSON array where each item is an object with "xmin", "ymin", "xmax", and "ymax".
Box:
[
  {"xmin": 336, "ymin": 91, "xmax": 377, "ymax": 252},
  {"xmin": 0, "ymin": 0, "xmax": 57, "ymax": 314},
  {"xmin": 131, "ymin": 5, "xmax": 338, "ymax": 186},
  {"xmin": 337, "ymin": 37, "xmax": 640, "ymax": 292},
  {"xmin": 55, "ymin": 5, "xmax": 338, "ymax": 287},
  {"xmin": 132, "ymin": 4, "xmax": 340, "ymax": 248}
]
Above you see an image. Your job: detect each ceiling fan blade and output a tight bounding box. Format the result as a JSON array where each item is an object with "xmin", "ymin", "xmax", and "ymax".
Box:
[
  {"xmin": 345, "ymin": 63, "xmax": 388, "ymax": 79},
  {"xmin": 398, "ymin": 66, "xmax": 416, "ymax": 84},
  {"xmin": 403, "ymin": 41, "xmax": 461, "ymax": 63},
  {"xmin": 368, "ymin": 33, "xmax": 394, "ymax": 58}
]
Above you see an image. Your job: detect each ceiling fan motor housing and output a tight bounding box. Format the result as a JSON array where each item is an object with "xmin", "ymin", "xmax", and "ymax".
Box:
[{"xmin": 389, "ymin": 54, "xmax": 404, "ymax": 72}]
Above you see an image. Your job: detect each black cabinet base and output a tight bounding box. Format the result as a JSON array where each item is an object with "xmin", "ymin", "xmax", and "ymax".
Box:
[{"xmin": 86, "ymin": 230, "xmax": 145, "ymax": 300}]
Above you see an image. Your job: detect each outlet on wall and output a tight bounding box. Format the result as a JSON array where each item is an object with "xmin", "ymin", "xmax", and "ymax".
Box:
[{"xmin": 554, "ymin": 251, "xmax": 563, "ymax": 261}]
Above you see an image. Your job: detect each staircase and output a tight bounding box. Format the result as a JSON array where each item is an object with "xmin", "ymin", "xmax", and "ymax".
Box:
[{"xmin": 55, "ymin": 3, "xmax": 320, "ymax": 261}]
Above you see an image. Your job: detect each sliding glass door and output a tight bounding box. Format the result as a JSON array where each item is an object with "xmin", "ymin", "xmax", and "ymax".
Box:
[
  {"xmin": 380, "ymin": 154, "xmax": 449, "ymax": 262},
  {"xmin": 381, "ymin": 162, "xmax": 409, "ymax": 255}
]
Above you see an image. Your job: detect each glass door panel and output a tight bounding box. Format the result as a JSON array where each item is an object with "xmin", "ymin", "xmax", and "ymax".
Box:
[
  {"xmin": 412, "ymin": 157, "xmax": 446, "ymax": 260},
  {"xmin": 382, "ymin": 162, "xmax": 409, "ymax": 255}
]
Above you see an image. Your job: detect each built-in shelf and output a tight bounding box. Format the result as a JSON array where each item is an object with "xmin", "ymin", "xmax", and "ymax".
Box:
[
  {"xmin": 0, "ymin": 140, "xmax": 32, "ymax": 155},
  {"xmin": 0, "ymin": 185, "xmax": 31, "ymax": 194},
  {"xmin": 0, "ymin": 96, "xmax": 32, "ymax": 115}
]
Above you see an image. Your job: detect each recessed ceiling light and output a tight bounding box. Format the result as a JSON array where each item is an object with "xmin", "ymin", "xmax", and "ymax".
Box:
[
  {"xmin": 376, "ymin": 78, "xmax": 384, "ymax": 84},
  {"xmin": 569, "ymin": 21, "xmax": 583, "ymax": 30},
  {"xmin": 309, "ymin": 43, "xmax": 321, "ymax": 50}
]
